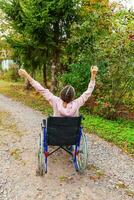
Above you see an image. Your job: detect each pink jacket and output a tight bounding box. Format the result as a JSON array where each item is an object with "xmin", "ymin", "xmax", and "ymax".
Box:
[{"xmin": 30, "ymin": 79, "xmax": 95, "ymax": 117}]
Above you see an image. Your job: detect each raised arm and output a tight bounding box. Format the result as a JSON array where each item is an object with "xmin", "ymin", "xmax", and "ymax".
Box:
[
  {"xmin": 18, "ymin": 69, "xmax": 58, "ymax": 104},
  {"xmin": 75, "ymin": 66, "xmax": 98, "ymax": 107}
]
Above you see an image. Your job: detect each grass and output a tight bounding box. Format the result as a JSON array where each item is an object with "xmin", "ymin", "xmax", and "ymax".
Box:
[
  {"xmin": 0, "ymin": 80, "xmax": 52, "ymax": 115},
  {"xmin": 0, "ymin": 80, "xmax": 134, "ymax": 156},
  {"xmin": 82, "ymin": 113, "xmax": 134, "ymax": 156}
]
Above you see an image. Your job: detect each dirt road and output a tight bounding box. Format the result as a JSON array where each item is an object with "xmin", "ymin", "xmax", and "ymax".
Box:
[{"xmin": 0, "ymin": 94, "xmax": 134, "ymax": 200}]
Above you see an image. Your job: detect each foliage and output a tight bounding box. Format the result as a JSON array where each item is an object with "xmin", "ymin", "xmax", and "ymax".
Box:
[
  {"xmin": 0, "ymin": 37, "xmax": 13, "ymax": 61},
  {"xmin": 61, "ymin": 0, "xmax": 113, "ymax": 90},
  {"xmin": 82, "ymin": 111, "xmax": 134, "ymax": 156},
  {"xmin": 61, "ymin": 0, "xmax": 134, "ymax": 119},
  {"xmin": 1, "ymin": 64, "xmax": 19, "ymax": 81},
  {"xmin": 59, "ymin": 63, "xmax": 90, "ymax": 96},
  {"xmin": 0, "ymin": 0, "xmax": 134, "ymax": 119},
  {"xmin": 0, "ymin": 0, "xmax": 80, "ymax": 87}
]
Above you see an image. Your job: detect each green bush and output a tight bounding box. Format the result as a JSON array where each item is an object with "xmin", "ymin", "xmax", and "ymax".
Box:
[
  {"xmin": 2, "ymin": 64, "xmax": 19, "ymax": 82},
  {"xmin": 59, "ymin": 63, "xmax": 90, "ymax": 96},
  {"xmin": 61, "ymin": 6, "xmax": 134, "ymax": 120}
]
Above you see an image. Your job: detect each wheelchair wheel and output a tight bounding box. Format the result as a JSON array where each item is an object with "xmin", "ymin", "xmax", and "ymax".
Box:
[
  {"xmin": 76, "ymin": 133, "xmax": 88, "ymax": 173},
  {"xmin": 37, "ymin": 132, "xmax": 44, "ymax": 176}
]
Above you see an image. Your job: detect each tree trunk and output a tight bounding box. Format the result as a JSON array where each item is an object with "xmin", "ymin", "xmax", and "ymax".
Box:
[
  {"xmin": 50, "ymin": 21, "xmax": 60, "ymax": 92},
  {"xmin": 42, "ymin": 63, "xmax": 47, "ymax": 87},
  {"xmin": 50, "ymin": 62, "xmax": 56, "ymax": 92}
]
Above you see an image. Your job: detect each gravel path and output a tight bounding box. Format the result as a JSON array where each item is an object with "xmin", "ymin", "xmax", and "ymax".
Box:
[{"xmin": 0, "ymin": 94, "xmax": 134, "ymax": 200}]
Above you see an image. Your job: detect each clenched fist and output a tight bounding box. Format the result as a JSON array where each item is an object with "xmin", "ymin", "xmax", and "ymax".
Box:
[
  {"xmin": 18, "ymin": 69, "xmax": 28, "ymax": 78},
  {"xmin": 91, "ymin": 66, "xmax": 98, "ymax": 77}
]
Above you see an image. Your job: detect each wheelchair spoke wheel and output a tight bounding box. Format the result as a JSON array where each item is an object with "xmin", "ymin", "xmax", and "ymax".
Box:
[
  {"xmin": 37, "ymin": 132, "xmax": 44, "ymax": 176},
  {"xmin": 76, "ymin": 133, "xmax": 88, "ymax": 173}
]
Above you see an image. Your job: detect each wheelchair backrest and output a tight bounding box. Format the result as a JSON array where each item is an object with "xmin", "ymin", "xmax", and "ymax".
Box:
[{"xmin": 46, "ymin": 116, "xmax": 82, "ymax": 146}]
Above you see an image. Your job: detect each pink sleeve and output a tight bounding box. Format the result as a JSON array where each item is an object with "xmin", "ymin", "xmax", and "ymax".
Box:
[
  {"xmin": 75, "ymin": 80, "xmax": 95, "ymax": 107},
  {"xmin": 30, "ymin": 79, "xmax": 58, "ymax": 104}
]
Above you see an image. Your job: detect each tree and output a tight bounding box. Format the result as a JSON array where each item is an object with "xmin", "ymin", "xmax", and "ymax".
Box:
[
  {"xmin": 0, "ymin": 0, "xmax": 80, "ymax": 90},
  {"xmin": 61, "ymin": 0, "xmax": 134, "ymax": 119},
  {"xmin": 62, "ymin": 0, "xmax": 113, "ymax": 92}
]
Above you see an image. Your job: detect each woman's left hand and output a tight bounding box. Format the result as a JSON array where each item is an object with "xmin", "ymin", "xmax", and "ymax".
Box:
[{"xmin": 91, "ymin": 66, "xmax": 98, "ymax": 78}]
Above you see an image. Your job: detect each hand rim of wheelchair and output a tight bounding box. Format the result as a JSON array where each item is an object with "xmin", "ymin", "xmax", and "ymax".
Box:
[
  {"xmin": 37, "ymin": 133, "xmax": 88, "ymax": 175},
  {"xmin": 37, "ymin": 131, "xmax": 45, "ymax": 176},
  {"xmin": 73, "ymin": 133, "xmax": 88, "ymax": 173}
]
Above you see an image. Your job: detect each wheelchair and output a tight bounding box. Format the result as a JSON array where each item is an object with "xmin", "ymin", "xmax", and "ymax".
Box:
[{"xmin": 37, "ymin": 116, "xmax": 88, "ymax": 175}]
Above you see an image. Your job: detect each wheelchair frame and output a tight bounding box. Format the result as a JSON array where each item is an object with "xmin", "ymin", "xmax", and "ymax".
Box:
[{"xmin": 37, "ymin": 116, "xmax": 88, "ymax": 175}]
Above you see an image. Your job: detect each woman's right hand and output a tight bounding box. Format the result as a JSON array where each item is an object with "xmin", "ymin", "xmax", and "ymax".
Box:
[
  {"xmin": 18, "ymin": 69, "xmax": 28, "ymax": 78},
  {"xmin": 90, "ymin": 65, "xmax": 98, "ymax": 80}
]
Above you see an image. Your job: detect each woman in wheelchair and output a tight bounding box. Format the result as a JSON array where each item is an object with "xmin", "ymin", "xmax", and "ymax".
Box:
[
  {"xmin": 18, "ymin": 66, "xmax": 98, "ymax": 116},
  {"xmin": 18, "ymin": 66, "xmax": 98, "ymax": 174}
]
